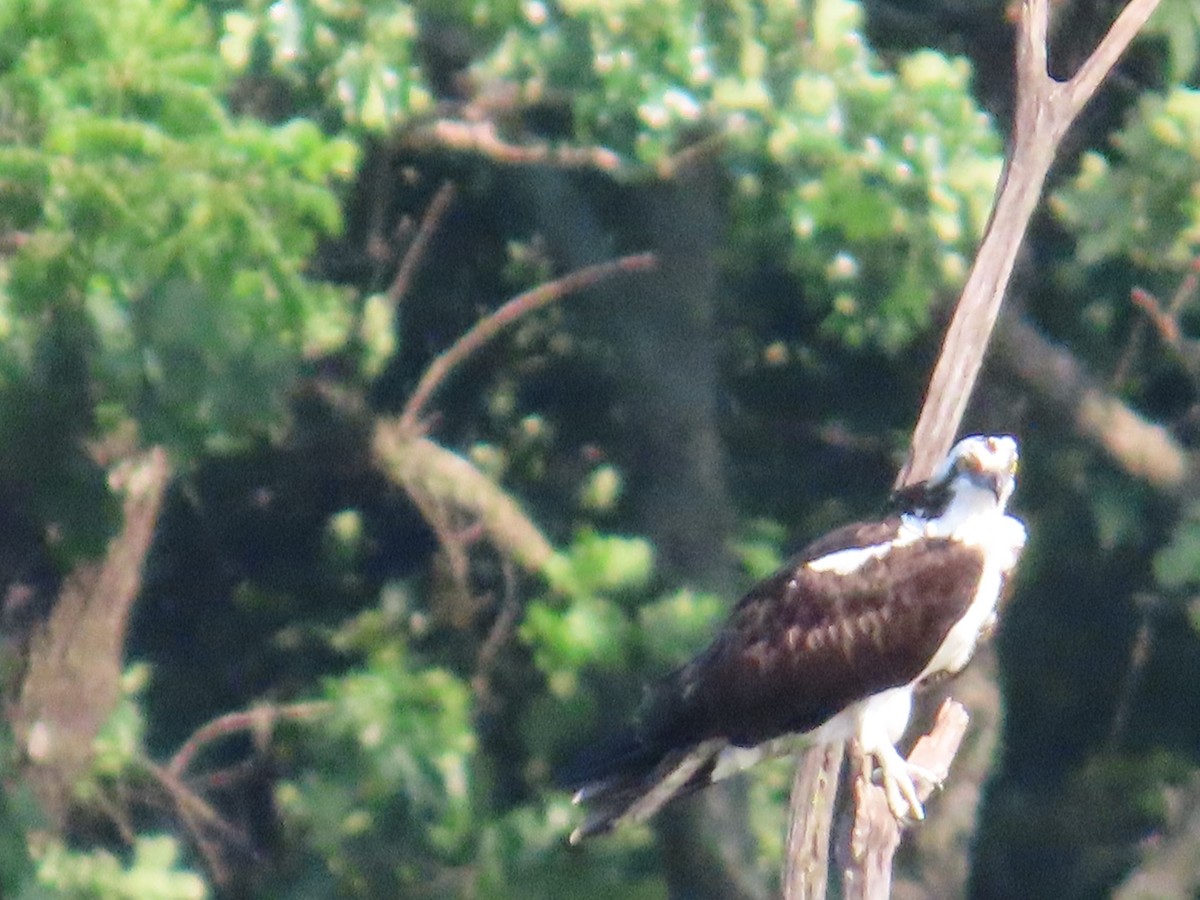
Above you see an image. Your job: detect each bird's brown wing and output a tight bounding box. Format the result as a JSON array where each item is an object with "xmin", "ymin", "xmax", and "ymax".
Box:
[{"xmin": 644, "ymin": 538, "xmax": 987, "ymax": 748}]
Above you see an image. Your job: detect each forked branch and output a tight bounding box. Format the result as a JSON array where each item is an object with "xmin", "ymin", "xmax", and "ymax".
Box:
[
  {"xmin": 899, "ymin": 0, "xmax": 1162, "ymax": 485},
  {"xmin": 783, "ymin": 1, "xmax": 1162, "ymax": 896}
]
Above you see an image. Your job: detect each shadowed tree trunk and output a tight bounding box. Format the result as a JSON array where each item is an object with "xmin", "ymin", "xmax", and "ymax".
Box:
[{"xmin": 515, "ymin": 162, "xmax": 761, "ymax": 899}]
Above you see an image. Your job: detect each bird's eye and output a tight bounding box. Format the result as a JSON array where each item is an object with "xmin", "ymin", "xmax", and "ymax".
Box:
[{"xmin": 957, "ymin": 455, "xmax": 982, "ymax": 474}]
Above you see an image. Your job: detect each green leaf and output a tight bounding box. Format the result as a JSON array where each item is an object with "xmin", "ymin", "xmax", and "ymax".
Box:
[
  {"xmin": 35, "ymin": 835, "xmax": 207, "ymax": 900},
  {"xmin": 637, "ymin": 589, "xmax": 724, "ymax": 666},
  {"xmin": 1054, "ymin": 87, "xmax": 1200, "ymax": 270},
  {"xmin": 557, "ymin": 530, "xmax": 654, "ymax": 596},
  {"xmin": 1154, "ymin": 511, "xmax": 1200, "ymax": 589},
  {"xmin": 522, "ymin": 594, "xmax": 631, "ymax": 683}
]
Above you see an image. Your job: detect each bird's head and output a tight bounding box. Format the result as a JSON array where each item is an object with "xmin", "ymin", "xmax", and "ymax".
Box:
[{"xmin": 891, "ymin": 434, "xmax": 1020, "ymax": 526}]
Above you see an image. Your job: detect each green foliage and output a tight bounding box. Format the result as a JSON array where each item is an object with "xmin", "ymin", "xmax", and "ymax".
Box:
[
  {"xmin": 275, "ymin": 645, "xmax": 475, "ymax": 895},
  {"xmin": 217, "ymin": 0, "xmax": 1001, "ymax": 351},
  {"xmin": 524, "ymin": 531, "xmax": 654, "ymax": 693},
  {"xmin": 1154, "ymin": 498, "xmax": 1200, "ymax": 589},
  {"xmin": 545, "ymin": 529, "xmax": 654, "ymax": 598},
  {"xmin": 636, "ymin": 588, "xmax": 724, "ymax": 667},
  {"xmin": 1054, "ymin": 86, "xmax": 1200, "ymax": 270},
  {"xmin": 0, "ymin": 0, "xmax": 358, "ymax": 457},
  {"xmin": 578, "ymin": 463, "xmax": 623, "ymax": 512},
  {"xmin": 470, "ymin": 0, "xmax": 1001, "ymax": 350},
  {"xmin": 524, "ymin": 592, "xmax": 630, "ymax": 694},
  {"xmin": 474, "ymin": 799, "xmax": 664, "ymax": 899},
  {"xmin": 221, "ymin": 0, "xmax": 433, "ymax": 130},
  {"xmin": 86, "ymin": 665, "xmax": 151, "ymax": 785},
  {"xmin": 0, "ymin": 731, "xmax": 40, "ymax": 898},
  {"xmin": 33, "ymin": 835, "xmax": 207, "ymax": 900},
  {"xmin": 732, "ymin": 518, "xmax": 787, "ymax": 580}
]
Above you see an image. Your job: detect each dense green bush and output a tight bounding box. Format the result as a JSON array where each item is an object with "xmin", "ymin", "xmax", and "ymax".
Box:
[{"xmin": 3, "ymin": 0, "xmax": 1200, "ymax": 897}]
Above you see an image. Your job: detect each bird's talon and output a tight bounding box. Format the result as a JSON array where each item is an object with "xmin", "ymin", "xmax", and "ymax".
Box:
[{"xmin": 906, "ymin": 762, "xmax": 942, "ymax": 791}]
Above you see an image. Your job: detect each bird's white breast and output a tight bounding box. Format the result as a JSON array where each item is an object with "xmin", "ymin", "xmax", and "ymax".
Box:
[{"xmin": 918, "ymin": 512, "xmax": 1026, "ymax": 681}]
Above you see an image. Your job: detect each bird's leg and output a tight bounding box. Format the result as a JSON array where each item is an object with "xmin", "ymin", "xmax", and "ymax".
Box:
[
  {"xmin": 855, "ymin": 724, "xmax": 943, "ymax": 823},
  {"xmin": 866, "ymin": 741, "xmax": 945, "ymax": 821},
  {"xmin": 852, "ymin": 687, "xmax": 937, "ymax": 821}
]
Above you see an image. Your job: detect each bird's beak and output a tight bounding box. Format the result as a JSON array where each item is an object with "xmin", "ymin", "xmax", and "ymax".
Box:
[
  {"xmin": 970, "ymin": 469, "xmax": 1006, "ymax": 501},
  {"xmin": 963, "ymin": 446, "xmax": 1017, "ymax": 502}
]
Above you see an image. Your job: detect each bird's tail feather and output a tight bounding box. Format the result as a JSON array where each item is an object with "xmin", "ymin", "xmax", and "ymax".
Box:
[{"xmin": 567, "ymin": 738, "xmax": 726, "ymax": 843}]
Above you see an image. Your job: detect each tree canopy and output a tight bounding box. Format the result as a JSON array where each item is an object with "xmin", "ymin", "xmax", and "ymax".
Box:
[{"xmin": 3, "ymin": 0, "xmax": 1200, "ymax": 897}]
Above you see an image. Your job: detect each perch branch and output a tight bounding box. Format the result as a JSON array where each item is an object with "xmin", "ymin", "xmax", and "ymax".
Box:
[
  {"xmin": 782, "ymin": 741, "xmax": 844, "ymax": 900},
  {"xmin": 783, "ymin": 0, "xmax": 1161, "ymax": 896},
  {"xmin": 838, "ymin": 701, "xmax": 970, "ymax": 900}
]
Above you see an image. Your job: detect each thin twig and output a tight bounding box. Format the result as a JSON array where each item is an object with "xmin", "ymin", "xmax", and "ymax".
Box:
[
  {"xmin": 397, "ymin": 252, "xmax": 657, "ymax": 433},
  {"xmin": 1107, "ymin": 594, "xmax": 1158, "ymax": 748},
  {"xmin": 1127, "ymin": 262, "xmax": 1200, "ymax": 378},
  {"xmin": 167, "ymin": 701, "xmax": 332, "ymax": 778},
  {"xmin": 405, "ymin": 119, "xmax": 625, "ymax": 173},
  {"xmin": 201, "ymin": 759, "xmax": 262, "ymax": 791},
  {"xmin": 1131, "ymin": 287, "xmax": 1182, "ymax": 346},
  {"xmin": 1110, "ymin": 309, "xmax": 1151, "ymax": 390},
  {"xmin": 473, "ymin": 558, "xmax": 522, "ymax": 706},
  {"xmin": 405, "ymin": 480, "xmax": 476, "ymax": 598},
  {"xmin": 146, "ymin": 760, "xmax": 253, "ymax": 888},
  {"xmin": 386, "ymin": 181, "xmax": 457, "ymax": 308}
]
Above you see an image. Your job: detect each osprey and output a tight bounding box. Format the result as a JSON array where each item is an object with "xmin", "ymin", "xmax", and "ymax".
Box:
[{"xmin": 567, "ymin": 434, "xmax": 1026, "ymax": 843}]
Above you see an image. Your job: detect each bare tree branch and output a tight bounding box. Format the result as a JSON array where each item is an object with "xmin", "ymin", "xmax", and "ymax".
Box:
[
  {"xmin": 167, "ymin": 701, "xmax": 332, "ymax": 779},
  {"xmin": 993, "ymin": 309, "xmax": 1189, "ymax": 490},
  {"xmin": 373, "ymin": 432, "xmax": 558, "ymax": 576},
  {"xmin": 386, "ymin": 181, "xmax": 456, "ymax": 309},
  {"xmin": 1062, "ymin": 0, "xmax": 1163, "ymax": 114},
  {"xmin": 11, "ymin": 447, "xmax": 171, "ymax": 827},
  {"xmin": 378, "ymin": 256, "xmax": 662, "ymax": 600},
  {"xmin": 404, "ymin": 119, "xmax": 625, "ymax": 173},
  {"xmin": 146, "ymin": 760, "xmax": 253, "ymax": 888},
  {"xmin": 397, "ymin": 252, "xmax": 657, "ymax": 434}
]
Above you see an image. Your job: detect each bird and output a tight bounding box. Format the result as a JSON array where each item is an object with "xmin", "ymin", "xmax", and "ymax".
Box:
[{"xmin": 565, "ymin": 434, "xmax": 1027, "ymax": 844}]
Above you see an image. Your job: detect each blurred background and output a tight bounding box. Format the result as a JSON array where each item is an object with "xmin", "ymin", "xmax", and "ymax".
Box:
[{"xmin": 2, "ymin": 0, "xmax": 1200, "ymax": 896}]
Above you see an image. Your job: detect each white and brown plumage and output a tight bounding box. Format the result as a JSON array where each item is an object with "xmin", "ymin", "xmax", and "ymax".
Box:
[{"xmin": 566, "ymin": 434, "xmax": 1026, "ymax": 843}]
